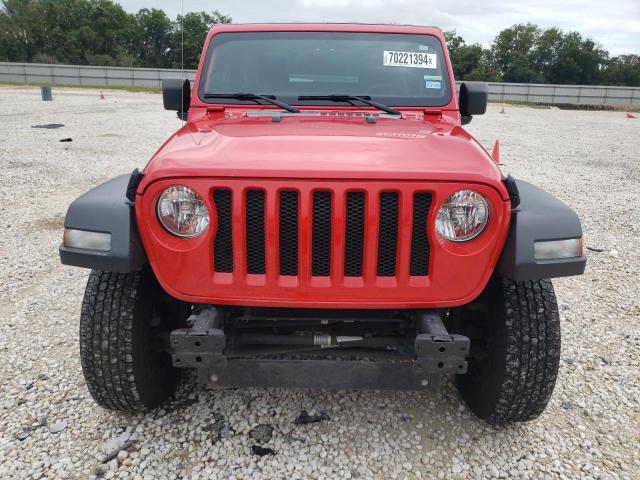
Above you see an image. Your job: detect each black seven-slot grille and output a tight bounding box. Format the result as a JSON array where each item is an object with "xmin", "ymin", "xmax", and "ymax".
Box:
[{"xmin": 212, "ymin": 188, "xmax": 432, "ymax": 278}]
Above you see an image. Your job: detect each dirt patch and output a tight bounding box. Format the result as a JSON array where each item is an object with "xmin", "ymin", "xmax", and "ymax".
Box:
[{"xmin": 31, "ymin": 216, "xmax": 65, "ymax": 231}]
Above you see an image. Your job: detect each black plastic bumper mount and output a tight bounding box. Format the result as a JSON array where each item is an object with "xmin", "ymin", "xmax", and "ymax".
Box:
[{"xmin": 170, "ymin": 309, "xmax": 469, "ymax": 390}]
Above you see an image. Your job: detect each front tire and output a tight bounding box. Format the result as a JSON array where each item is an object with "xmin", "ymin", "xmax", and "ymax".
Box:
[
  {"xmin": 79, "ymin": 269, "xmax": 186, "ymax": 413},
  {"xmin": 454, "ymin": 275, "xmax": 561, "ymax": 425}
]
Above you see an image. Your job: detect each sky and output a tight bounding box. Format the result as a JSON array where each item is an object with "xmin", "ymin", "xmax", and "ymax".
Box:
[{"xmin": 118, "ymin": 0, "xmax": 640, "ymax": 56}]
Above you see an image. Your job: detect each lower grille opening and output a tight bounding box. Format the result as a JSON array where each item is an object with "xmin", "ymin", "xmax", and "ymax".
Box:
[
  {"xmin": 279, "ymin": 190, "xmax": 299, "ymax": 276},
  {"xmin": 377, "ymin": 192, "xmax": 399, "ymax": 277},
  {"xmin": 213, "ymin": 189, "xmax": 233, "ymax": 273}
]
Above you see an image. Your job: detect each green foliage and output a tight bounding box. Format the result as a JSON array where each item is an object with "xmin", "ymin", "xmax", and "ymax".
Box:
[
  {"xmin": 445, "ymin": 25, "xmax": 639, "ymax": 86},
  {"xmin": 131, "ymin": 8, "xmax": 173, "ymax": 68},
  {"xmin": 602, "ymin": 55, "xmax": 640, "ymax": 86},
  {"xmin": 0, "ymin": 0, "xmax": 231, "ymax": 68},
  {"xmin": 170, "ymin": 11, "xmax": 231, "ymax": 69},
  {"xmin": 445, "ymin": 36, "xmax": 501, "ymax": 82},
  {"xmin": 0, "ymin": 3, "xmax": 637, "ymax": 86},
  {"xmin": 490, "ymin": 23, "xmax": 542, "ymax": 82}
]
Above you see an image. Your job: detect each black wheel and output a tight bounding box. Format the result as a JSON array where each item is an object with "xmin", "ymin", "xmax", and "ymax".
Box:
[
  {"xmin": 453, "ymin": 275, "xmax": 561, "ymax": 425},
  {"xmin": 79, "ymin": 268, "xmax": 188, "ymax": 412}
]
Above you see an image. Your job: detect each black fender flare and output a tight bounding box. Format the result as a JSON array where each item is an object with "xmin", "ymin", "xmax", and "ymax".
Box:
[
  {"xmin": 59, "ymin": 171, "xmax": 146, "ymax": 273},
  {"xmin": 497, "ymin": 177, "xmax": 586, "ymax": 281}
]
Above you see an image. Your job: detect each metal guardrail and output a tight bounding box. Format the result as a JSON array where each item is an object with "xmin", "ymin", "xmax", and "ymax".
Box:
[{"xmin": 1, "ymin": 62, "xmax": 639, "ymax": 106}]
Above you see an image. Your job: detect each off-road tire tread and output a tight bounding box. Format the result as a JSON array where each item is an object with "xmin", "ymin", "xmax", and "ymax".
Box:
[
  {"xmin": 456, "ymin": 277, "xmax": 561, "ymax": 425},
  {"xmin": 79, "ymin": 270, "xmax": 165, "ymax": 412},
  {"xmin": 488, "ymin": 278, "xmax": 560, "ymax": 424}
]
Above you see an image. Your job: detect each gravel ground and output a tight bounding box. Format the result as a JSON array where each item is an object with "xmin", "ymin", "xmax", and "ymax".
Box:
[{"xmin": 0, "ymin": 86, "xmax": 638, "ymax": 480}]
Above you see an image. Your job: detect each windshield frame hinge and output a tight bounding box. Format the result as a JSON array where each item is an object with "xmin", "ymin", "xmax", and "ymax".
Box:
[{"xmin": 422, "ymin": 109, "xmax": 443, "ymax": 118}]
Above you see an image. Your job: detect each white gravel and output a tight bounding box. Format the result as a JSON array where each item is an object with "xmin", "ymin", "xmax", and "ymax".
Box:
[{"xmin": 0, "ymin": 86, "xmax": 638, "ymax": 479}]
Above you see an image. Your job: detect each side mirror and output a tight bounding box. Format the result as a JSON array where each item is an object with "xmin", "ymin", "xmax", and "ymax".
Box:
[
  {"xmin": 162, "ymin": 78, "xmax": 191, "ymax": 120},
  {"xmin": 458, "ymin": 81, "xmax": 488, "ymax": 125}
]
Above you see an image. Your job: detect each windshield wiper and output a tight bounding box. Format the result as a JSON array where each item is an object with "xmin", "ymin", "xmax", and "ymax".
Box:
[
  {"xmin": 297, "ymin": 95, "xmax": 401, "ymax": 116},
  {"xmin": 203, "ymin": 93, "xmax": 300, "ymax": 113}
]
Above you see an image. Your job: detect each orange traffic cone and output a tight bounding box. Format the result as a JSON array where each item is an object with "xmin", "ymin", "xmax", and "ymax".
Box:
[
  {"xmin": 100, "ymin": 91, "xmax": 106, "ymax": 100},
  {"xmin": 626, "ymin": 112, "xmax": 636, "ymax": 119},
  {"xmin": 491, "ymin": 139, "xmax": 502, "ymax": 165}
]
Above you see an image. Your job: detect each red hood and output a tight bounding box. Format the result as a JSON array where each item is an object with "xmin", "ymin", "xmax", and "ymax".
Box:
[{"xmin": 140, "ymin": 112, "xmax": 506, "ymax": 197}]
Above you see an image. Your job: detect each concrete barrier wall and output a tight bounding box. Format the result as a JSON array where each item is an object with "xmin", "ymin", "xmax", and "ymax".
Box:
[
  {"xmin": 1, "ymin": 62, "xmax": 639, "ymax": 105},
  {"xmin": 482, "ymin": 82, "xmax": 640, "ymax": 106},
  {"xmin": 0, "ymin": 62, "xmax": 196, "ymax": 89}
]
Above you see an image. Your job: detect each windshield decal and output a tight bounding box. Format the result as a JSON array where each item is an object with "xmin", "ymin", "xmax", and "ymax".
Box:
[
  {"xmin": 424, "ymin": 74, "xmax": 443, "ymax": 90},
  {"xmin": 383, "ymin": 50, "xmax": 437, "ymax": 69}
]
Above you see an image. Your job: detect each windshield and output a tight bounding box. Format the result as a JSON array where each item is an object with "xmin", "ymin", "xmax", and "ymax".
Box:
[{"xmin": 198, "ymin": 31, "xmax": 452, "ymax": 108}]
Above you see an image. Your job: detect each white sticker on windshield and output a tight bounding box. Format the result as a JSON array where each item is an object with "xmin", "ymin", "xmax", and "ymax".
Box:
[
  {"xmin": 424, "ymin": 74, "xmax": 443, "ymax": 89},
  {"xmin": 383, "ymin": 51, "xmax": 437, "ymax": 69}
]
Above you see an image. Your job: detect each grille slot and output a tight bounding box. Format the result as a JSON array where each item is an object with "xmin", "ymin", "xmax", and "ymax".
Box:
[
  {"xmin": 245, "ymin": 190, "xmax": 265, "ymax": 274},
  {"xmin": 410, "ymin": 193, "xmax": 432, "ymax": 276},
  {"xmin": 377, "ymin": 192, "xmax": 399, "ymax": 277},
  {"xmin": 213, "ymin": 189, "xmax": 233, "ymax": 272},
  {"xmin": 279, "ymin": 190, "xmax": 299, "ymax": 276},
  {"xmin": 344, "ymin": 191, "xmax": 365, "ymax": 277},
  {"xmin": 312, "ymin": 191, "xmax": 332, "ymax": 276}
]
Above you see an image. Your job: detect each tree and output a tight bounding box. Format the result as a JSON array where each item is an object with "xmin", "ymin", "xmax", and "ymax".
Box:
[
  {"xmin": 561, "ymin": 35, "xmax": 608, "ymax": 84},
  {"xmin": 490, "ymin": 23, "xmax": 544, "ymax": 82},
  {"xmin": 444, "ymin": 30, "xmax": 465, "ymax": 57},
  {"xmin": 170, "ymin": 10, "xmax": 231, "ymax": 70},
  {"xmin": 132, "ymin": 8, "xmax": 173, "ymax": 68},
  {"xmin": 490, "ymin": 25, "xmax": 609, "ymax": 84},
  {"xmin": 0, "ymin": 1, "xmax": 231, "ymax": 68},
  {"xmin": 1, "ymin": 0, "xmax": 44, "ymax": 62},
  {"xmin": 77, "ymin": 0, "xmax": 135, "ymax": 65},
  {"xmin": 0, "ymin": 3, "xmax": 28, "ymax": 61},
  {"xmin": 602, "ymin": 55, "xmax": 640, "ymax": 86},
  {"xmin": 543, "ymin": 31, "xmax": 607, "ymax": 84},
  {"xmin": 531, "ymin": 27, "xmax": 565, "ymax": 81},
  {"xmin": 0, "ymin": 0, "xmax": 135, "ymax": 65},
  {"xmin": 465, "ymin": 50, "xmax": 502, "ymax": 82},
  {"xmin": 445, "ymin": 30, "xmax": 501, "ymax": 82}
]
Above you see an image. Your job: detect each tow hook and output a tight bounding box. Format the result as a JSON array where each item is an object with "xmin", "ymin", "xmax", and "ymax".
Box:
[
  {"xmin": 170, "ymin": 308, "xmax": 226, "ymax": 370},
  {"xmin": 414, "ymin": 312, "xmax": 470, "ymax": 374}
]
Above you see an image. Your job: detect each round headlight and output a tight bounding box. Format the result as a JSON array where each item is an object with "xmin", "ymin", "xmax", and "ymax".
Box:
[
  {"xmin": 435, "ymin": 190, "xmax": 489, "ymax": 242},
  {"xmin": 157, "ymin": 185, "xmax": 209, "ymax": 238}
]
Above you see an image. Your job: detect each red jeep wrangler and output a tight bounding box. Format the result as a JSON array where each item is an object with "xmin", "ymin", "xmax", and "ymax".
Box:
[{"xmin": 60, "ymin": 24, "xmax": 586, "ymax": 425}]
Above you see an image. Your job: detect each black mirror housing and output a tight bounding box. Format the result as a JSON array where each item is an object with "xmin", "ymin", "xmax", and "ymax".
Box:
[
  {"xmin": 162, "ymin": 78, "xmax": 191, "ymax": 120},
  {"xmin": 458, "ymin": 81, "xmax": 488, "ymax": 125}
]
